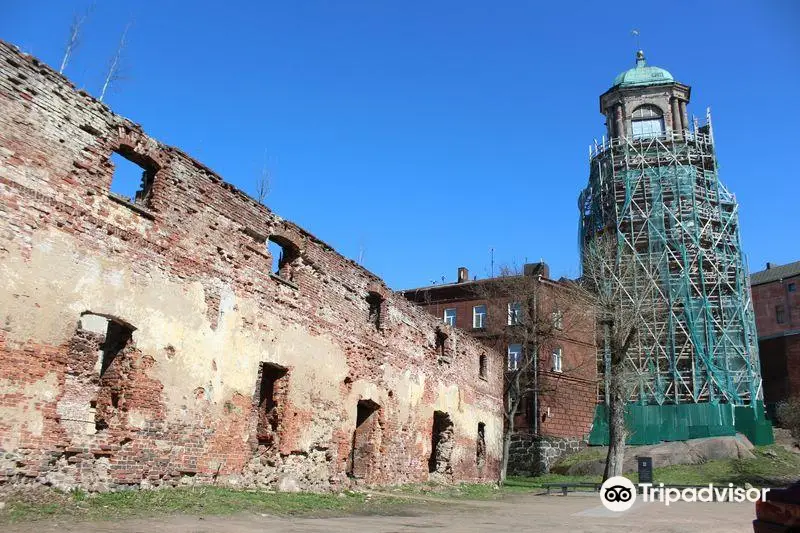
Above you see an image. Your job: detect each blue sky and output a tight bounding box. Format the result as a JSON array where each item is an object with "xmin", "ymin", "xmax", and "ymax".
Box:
[{"xmin": 3, "ymin": 1, "xmax": 798, "ymax": 289}]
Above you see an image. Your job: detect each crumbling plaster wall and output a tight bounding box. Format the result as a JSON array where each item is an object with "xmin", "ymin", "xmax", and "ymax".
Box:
[{"xmin": 0, "ymin": 40, "xmax": 503, "ymax": 491}]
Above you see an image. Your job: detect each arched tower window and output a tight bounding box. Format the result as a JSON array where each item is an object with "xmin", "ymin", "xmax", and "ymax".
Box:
[{"xmin": 631, "ymin": 105, "xmax": 665, "ymax": 139}]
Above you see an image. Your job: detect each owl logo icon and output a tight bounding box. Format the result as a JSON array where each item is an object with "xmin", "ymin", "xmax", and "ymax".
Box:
[{"xmin": 600, "ymin": 476, "xmax": 637, "ymax": 512}]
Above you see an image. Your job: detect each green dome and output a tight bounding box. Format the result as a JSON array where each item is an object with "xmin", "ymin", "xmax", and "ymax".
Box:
[{"xmin": 613, "ymin": 50, "xmax": 674, "ymax": 87}]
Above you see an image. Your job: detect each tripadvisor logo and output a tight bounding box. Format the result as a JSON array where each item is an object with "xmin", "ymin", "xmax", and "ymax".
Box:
[
  {"xmin": 599, "ymin": 476, "xmax": 770, "ymax": 512},
  {"xmin": 600, "ymin": 476, "xmax": 637, "ymax": 512}
]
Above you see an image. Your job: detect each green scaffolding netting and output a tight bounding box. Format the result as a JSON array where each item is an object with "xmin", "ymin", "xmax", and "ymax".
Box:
[
  {"xmin": 587, "ymin": 401, "xmax": 774, "ymax": 446},
  {"xmin": 579, "ymin": 132, "xmax": 771, "ymax": 444}
]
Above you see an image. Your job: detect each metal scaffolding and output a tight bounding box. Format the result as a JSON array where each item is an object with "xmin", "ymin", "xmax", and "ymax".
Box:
[{"xmin": 579, "ymin": 115, "xmax": 763, "ymax": 410}]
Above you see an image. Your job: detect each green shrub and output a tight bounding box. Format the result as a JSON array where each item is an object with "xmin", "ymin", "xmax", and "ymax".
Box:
[{"xmin": 776, "ymin": 397, "xmax": 800, "ymax": 440}]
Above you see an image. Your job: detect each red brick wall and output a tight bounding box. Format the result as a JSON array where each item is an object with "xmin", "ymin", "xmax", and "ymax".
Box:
[
  {"xmin": 789, "ymin": 337, "xmax": 800, "ymax": 401},
  {"xmin": 407, "ymin": 279, "xmax": 597, "ymax": 438},
  {"xmin": 0, "ymin": 40, "xmax": 503, "ymax": 491},
  {"xmin": 752, "ymin": 276, "xmax": 800, "ymax": 404},
  {"xmin": 759, "ymin": 337, "xmax": 789, "ymax": 405},
  {"xmin": 752, "ymin": 276, "xmax": 800, "ymax": 338}
]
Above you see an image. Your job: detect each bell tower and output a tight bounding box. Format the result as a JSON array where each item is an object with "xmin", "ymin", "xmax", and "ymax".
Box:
[{"xmin": 579, "ymin": 51, "xmax": 773, "ymax": 446}]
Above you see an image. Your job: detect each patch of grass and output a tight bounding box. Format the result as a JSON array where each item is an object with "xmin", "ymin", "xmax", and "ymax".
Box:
[
  {"xmin": 529, "ymin": 444, "xmax": 800, "ymax": 488},
  {"xmin": 0, "ymin": 487, "xmax": 408, "ymax": 525},
  {"xmin": 388, "ymin": 481, "xmax": 503, "ymax": 500},
  {"xmin": 549, "ymin": 447, "xmax": 606, "ymax": 473},
  {"xmin": 390, "ymin": 477, "xmax": 605, "ymax": 501},
  {"xmin": 508, "ymin": 473, "xmax": 602, "ymax": 486}
]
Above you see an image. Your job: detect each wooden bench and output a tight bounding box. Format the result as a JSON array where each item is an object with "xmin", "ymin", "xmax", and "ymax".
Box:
[
  {"xmin": 541, "ymin": 482, "xmax": 603, "ymax": 495},
  {"xmin": 541, "ymin": 482, "xmax": 724, "ymax": 496}
]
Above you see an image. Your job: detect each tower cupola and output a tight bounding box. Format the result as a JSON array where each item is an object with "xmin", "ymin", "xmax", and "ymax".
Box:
[
  {"xmin": 612, "ymin": 50, "xmax": 675, "ymax": 88},
  {"xmin": 600, "ymin": 50, "xmax": 690, "ymax": 140}
]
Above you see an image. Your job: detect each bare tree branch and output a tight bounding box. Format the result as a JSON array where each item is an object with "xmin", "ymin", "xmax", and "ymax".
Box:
[
  {"xmin": 99, "ymin": 22, "xmax": 132, "ymax": 102},
  {"xmin": 469, "ymin": 264, "xmax": 596, "ymax": 483},
  {"xmin": 580, "ymin": 231, "xmax": 659, "ymax": 480},
  {"xmin": 59, "ymin": 4, "xmax": 94, "ymax": 75},
  {"xmin": 256, "ymin": 150, "xmax": 271, "ymax": 204}
]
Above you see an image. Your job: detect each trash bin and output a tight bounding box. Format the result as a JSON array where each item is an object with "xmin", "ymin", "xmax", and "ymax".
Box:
[{"xmin": 637, "ymin": 456, "xmax": 653, "ymax": 484}]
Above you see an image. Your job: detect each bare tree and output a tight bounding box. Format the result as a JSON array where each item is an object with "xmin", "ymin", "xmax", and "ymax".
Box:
[
  {"xmin": 470, "ymin": 265, "xmax": 595, "ymax": 484},
  {"xmin": 256, "ymin": 167, "xmax": 271, "ymax": 204},
  {"xmin": 59, "ymin": 5, "xmax": 94, "ymax": 75},
  {"xmin": 580, "ymin": 232, "xmax": 657, "ymax": 480},
  {"xmin": 99, "ymin": 22, "xmax": 132, "ymax": 102}
]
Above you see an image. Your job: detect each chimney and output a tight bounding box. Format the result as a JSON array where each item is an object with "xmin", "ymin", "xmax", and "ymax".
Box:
[
  {"xmin": 766, "ymin": 262, "xmax": 773, "ymax": 270},
  {"xmin": 523, "ymin": 262, "xmax": 550, "ymax": 279},
  {"xmin": 457, "ymin": 267, "xmax": 469, "ymax": 283}
]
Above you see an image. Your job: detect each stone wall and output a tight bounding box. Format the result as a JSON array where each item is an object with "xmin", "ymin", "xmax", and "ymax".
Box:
[
  {"xmin": 507, "ymin": 433, "xmax": 585, "ymax": 476},
  {"xmin": 0, "ymin": 40, "xmax": 504, "ymax": 492}
]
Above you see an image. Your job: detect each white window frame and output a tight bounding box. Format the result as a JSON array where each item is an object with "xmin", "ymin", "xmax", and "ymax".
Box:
[
  {"xmin": 552, "ymin": 347, "xmax": 563, "ymax": 373},
  {"xmin": 552, "ymin": 309, "xmax": 564, "ymax": 330},
  {"xmin": 473, "ymin": 304, "xmax": 487, "ymax": 329},
  {"xmin": 443, "ymin": 308, "xmax": 456, "ymax": 327},
  {"xmin": 507, "ymin": 343, "xmax": 522, "ymax": 371},
  {"xmin": 508, "ymin": 302, "xmax": 522, "ymax": 326},
  {"xmin": 631, "ymin": 105, "xmax": 665, "ymax": 139}
]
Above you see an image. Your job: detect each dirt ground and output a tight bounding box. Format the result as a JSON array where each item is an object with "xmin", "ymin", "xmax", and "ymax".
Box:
[{"xmin": 3, "ymin": 491, "xmax": 757, "ymax": 533}]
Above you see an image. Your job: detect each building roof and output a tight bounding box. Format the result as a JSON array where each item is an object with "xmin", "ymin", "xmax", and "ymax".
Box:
[
  {"xmin": 751, "ymin": 260, "xmax": 800, "ymax": 286},
  {"xmin": 612, "ymin": 50, "xmax": 674, "ymax": 88}
]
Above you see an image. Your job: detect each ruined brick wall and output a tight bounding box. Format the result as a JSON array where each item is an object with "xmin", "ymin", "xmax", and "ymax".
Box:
[{"xmin": 0, "ymin": 40, "xmax": 503, "ymax": 492}]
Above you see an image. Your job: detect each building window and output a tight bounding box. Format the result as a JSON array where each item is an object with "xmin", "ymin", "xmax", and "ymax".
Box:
[
  {"xmin": 366, "ymin": 292, "xmax": 384, "ymax": 330},
  {"xmin": 552, "ymin": 310, "xmax": 564, "ymax": 330},
  {"xmin": 508, "ymin": 302, "xmax": 522, "ymax": 326},
  {"xmin": 789, "ymin": 283, "xmax": 796, "ymax": 293},
  {"xmin": 552, "ymin": 347, "xmax": 563, "ymax": 373},
  {"xmin": 479, "ymin": 354, "xmax": 487, "ymax": 379},
  {"xmin": 435, "ymin": 328, "xmax": 449, "ymax": 363},
  {"xmin": 349, "ymin": 399, "xmax": 380, "ymax": 478},
  {"xmin": 631, "ymin": 105, "xmax": 665, "ymax": 139},
  {"xmin": 255, "ymin": 362, "xmax": 288, "ymax": 446},
  {"xmin": 443, "ymin": 308, "xmax": 456, "ymax": 327},
  {"xmin": 473, "ymin": 304, "xmax": 487, "ymax": 329},
  {"xmin": 507, "ymin": 343, "xmax": 522, "ymax": 371},
  {"xmin": 109, "ymin": 147, "xmax": 158, "ymax": 206},
  {"xmin": 514, "ymin": 397, "xmax": 525, "ymax": 415},
  {"xmin": 777, "ymin": 305, "xmax": 786, "ymax": 325},
  {"xmin": 267, "ymin": 235, "xmax": 299, "ymax": 281},
  {"xmin": 476, "ymin": 422, "xmax": 486, "ymax": 469}
]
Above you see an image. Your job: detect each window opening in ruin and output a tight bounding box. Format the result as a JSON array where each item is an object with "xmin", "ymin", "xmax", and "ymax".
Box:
[
  {"xmin": 256, "ymin": 362, "xmax": 288, "ymax": 446},
  {"xmin": 348, "ymin": 399, "xmax": 381, "ymax": 478},
  {"xmin": 476, "ymin": 422, "xmax": 486, "ymax": 468},
  {"xmin": 267, "ymin": 236, "xmax": 298, "ymax": 280},
  {"xmin": 110, "ymin": 147, "xmax": 157, "ymax": 205},
  {"xmin": 428, "ymin": 411, "xmax": 454, "ymax": 474},
  {"xmin": 95, "ymin": 317, "xmax": 135, "ymax": 432},
  {"xmin": 789, "ymin": 283, "xmax": 796, "ymax": 293},
  {"xmin": 479, "ymin": 354, "xmax": 487, "ymax": 379},
  {"xmin": 100, "ymin": 320, "xmax": 133, "ymax": 377},
  {"xmin": 435, "ymin": 328, "xmax": 449, "ymax": 362},
  {"xmin": 366, "ymin": 292, "xmax": 383, "ymax": 330}
]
